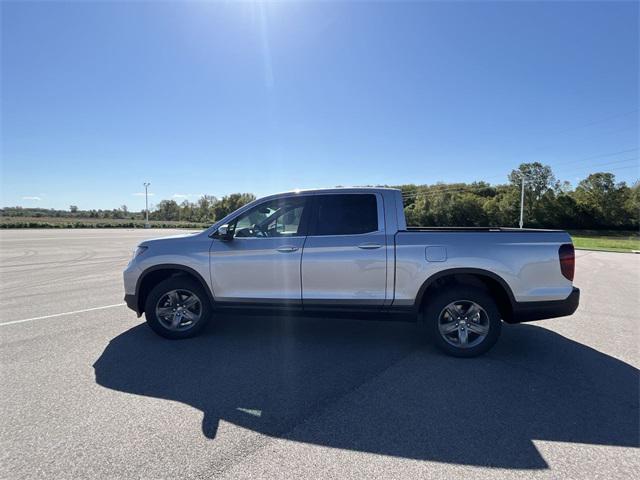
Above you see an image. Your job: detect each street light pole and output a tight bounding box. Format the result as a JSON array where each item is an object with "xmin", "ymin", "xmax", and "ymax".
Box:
[
  {"xmin": 143, "ymin": 182, "xmax": 151, "ymax": 228},
  {"xmin": 519, "ymin": 174, "xmax": 525, "ymax": 229}
]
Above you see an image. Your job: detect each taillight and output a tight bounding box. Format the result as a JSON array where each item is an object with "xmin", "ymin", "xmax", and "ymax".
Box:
[{"xmin": 559, "ymin": 243, "xmax": 575, "ymax": 281}]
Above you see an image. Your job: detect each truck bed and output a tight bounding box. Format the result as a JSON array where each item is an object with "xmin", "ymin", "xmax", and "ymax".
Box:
[
  {"xmin": 393, "ymin": 227, "xmax": 574, "ymax": 306},
  {"xmin": 404, "ymin": 227, "xmax": 564, "ymax": 233}
]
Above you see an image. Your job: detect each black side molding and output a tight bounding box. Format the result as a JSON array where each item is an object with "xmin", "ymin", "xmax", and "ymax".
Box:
[
  {"xmin": 124, "ymin": 294, "xmax": 141, "ymax": 317},
  {"xmin": 509, "ymin": 287, "xmax": 580, "ymax": 323}
]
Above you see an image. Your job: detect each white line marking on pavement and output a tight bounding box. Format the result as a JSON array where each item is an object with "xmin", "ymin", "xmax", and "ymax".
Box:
[{"xmin": 0, "ymin": 303, "xmax": 127, "ymax": 326}]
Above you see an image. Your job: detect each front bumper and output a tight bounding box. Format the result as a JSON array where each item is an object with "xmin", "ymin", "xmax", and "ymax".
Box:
[
  {"xmin": 124, "ymin": 294, "xmax": 141, "ymax": 317},
  {"xmin": 510, "ymin": 287, "xmax": 580, "ymax": 323},
  {"xmin": 123, "ymin": 261, "xmax": 142, "ymax": 316}
]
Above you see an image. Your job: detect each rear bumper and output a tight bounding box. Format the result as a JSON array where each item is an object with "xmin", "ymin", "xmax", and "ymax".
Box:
[
  {"xmin": 510, "ymin": 287, "xmax": 580, "ymax": 323},
  {"xmin": 124, "ymin": 294, "xmax": 141, "ymax": 317}
]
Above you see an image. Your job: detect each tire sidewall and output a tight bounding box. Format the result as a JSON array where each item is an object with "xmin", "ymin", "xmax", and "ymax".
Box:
[
  {"xmin": 425, "ymin": 286, "xmax": 502, "ymax": 357},
  {"xmin": 144, "ymin": 277, "xmax": 212, "ymax": 339}
]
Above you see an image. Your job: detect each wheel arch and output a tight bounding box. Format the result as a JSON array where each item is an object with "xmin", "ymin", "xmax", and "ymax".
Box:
[
  {"xmin": 414, "ymin": 268, "xmax": 516, "ymax": 322},
  {"xmin": 136, "ymin": 264, "xmax": 214, "ymax": 314}
]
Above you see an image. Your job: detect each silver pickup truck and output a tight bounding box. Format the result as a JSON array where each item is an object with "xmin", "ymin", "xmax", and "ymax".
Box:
[{"xmin": 123, "ymin": 187, "xmax": 579, "ymax": 356}]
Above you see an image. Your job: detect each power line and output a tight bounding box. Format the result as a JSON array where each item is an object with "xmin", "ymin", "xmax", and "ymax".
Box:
[
  {"xmin": 480, "ymin": 147, "xmax": 638, "ymax": 182},
  {"xmin": 515, "ymin": 125, "xmax": 639, "ymax": 160},
  {"xmin": 537, "ymin": 109, "xmax": 638, "ymax": 138},
  {"xmin": 407, "ymin": 108, "xmax": 638, "ymax": 186},
  {"xmin": 547, "ymin": 147, "xmax": 638, "ymax": 168},
  {"xmin": 412, "ymin": 108, "xmax": 640, "ymax": 187},
  {"xmin": 400, "ymin": 161, "xmax": 639, "ymax": 201},
  {"xmin": 410, "ymin": 146, "xmax": 638, "ymax": 189},
  {"xmin": 400, "ymin": 152, "xmax": 639, "ymax": 200},
  {"xmin": 553, "ymin": 156, "xmax": 638, "ymax": 176}
]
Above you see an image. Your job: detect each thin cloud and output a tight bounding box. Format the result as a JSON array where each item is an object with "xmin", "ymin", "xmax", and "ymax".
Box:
[
  {"xmin": 21, "ymin": 196, "xmax": 42, "ymax": 201},
  {"xmin": 172, "ymin": 193, "xmax": 202, "ymax": 199},
  {"xmin": 133, "ymin": 192, "xmax": 155, "ymax": 196}
]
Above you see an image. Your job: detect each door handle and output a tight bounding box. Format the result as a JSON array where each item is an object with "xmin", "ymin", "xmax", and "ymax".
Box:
[
  {"xmin": 357, "ymin": 243, "xmax": 382, "ymax": 250},
  {"xmin": 276, "ymin": 246, "xmax": 299, "ymax": 253}
]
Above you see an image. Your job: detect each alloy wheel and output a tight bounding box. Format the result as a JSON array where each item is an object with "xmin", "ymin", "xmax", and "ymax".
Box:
[
  {"xmin": 155, "ymin": 289, "xmax": 202, "ymax": 331},
  {"xmin": 437, "ymin": 300, "xmax": 490, "ymax": 348}
]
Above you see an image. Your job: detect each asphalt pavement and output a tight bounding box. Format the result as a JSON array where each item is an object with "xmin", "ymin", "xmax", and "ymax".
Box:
[{"xmin": 1, "ymin": 229, "xmax": 638, "ymax": 479}]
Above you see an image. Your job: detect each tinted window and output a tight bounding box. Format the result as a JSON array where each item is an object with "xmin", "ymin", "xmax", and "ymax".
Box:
[{"xmin": 314, "ymin": 194, "xmax": 378, "ymax": 236}]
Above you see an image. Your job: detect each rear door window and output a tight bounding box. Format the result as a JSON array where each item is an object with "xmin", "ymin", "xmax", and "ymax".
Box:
[{"xmin": 313, "ymin": 194, "xmax": 379, "ymax": 236}]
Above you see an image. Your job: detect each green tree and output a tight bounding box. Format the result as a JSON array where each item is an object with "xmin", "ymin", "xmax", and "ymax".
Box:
[
  {"xmin": 196, "ymin": 195, "xmax": 217, "ymax": 223},
  {"xmin": 448, "ymin": 193, "xmax": 488, "ymax": 226},
  {"xmin": 508, "ymin": 162, "xmax": 558, "ymax": 227},
  {"xmin": 508, "ymin": 162, "xmax": 556, "ymax": 198},
  {"xmin": 572, "ymin": 173, "xmax": 630, "ymax": 228},
  {"xmin": 624, "ymin": 181, "xmax": 640, "ymax": 228},
  {"xmin": 213, "ymin": 193, "xmax": 256, "ymax": 220},
  {"xmin": 153, "ymin": 200, "xmax": 181, "ymax": 221},
  {"xmin": 179, "ymin": 200, "xmax": 195, "ymax": 222},
  {"xmin": 482, "ymin": 186, "xmax": 519, "ymax": 226}
]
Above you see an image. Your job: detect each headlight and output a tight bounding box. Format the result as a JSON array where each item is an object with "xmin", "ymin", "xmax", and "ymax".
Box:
[{"xmin": 132, "ymin": 246, "xmax": 148, "ymax": 259}]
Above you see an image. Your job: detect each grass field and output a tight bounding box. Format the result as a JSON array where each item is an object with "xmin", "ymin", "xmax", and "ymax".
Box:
[
  {"xmin": 0, "ymin": 216, "xmax": 208, "ymax": 229},
  {"xmin": 570, "ymin": 230, "xmax": 640, "ymax": 253}
]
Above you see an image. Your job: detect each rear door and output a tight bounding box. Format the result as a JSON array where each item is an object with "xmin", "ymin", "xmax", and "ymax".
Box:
[{"xmin": 301, "ymin": 193, "xmax": 387, "ymax": 307}]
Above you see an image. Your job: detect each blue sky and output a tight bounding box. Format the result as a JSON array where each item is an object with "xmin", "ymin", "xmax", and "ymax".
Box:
[{"xmin": 2, "ymin": 1, "xmax": 638, "ymax": 210}]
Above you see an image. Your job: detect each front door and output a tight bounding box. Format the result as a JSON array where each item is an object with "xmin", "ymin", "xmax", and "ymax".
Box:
[
  {"xmin": 301, "ymin": 193, "xmax": 387, "ymax": 307},
  {"xmin": 210, "ymin": 196, "xmax": 310, "ymax": 304}
]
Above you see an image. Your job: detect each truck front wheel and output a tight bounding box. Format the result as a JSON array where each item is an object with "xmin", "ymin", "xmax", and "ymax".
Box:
[
  {"xmin": 144, "ymin": 276, "xmax": 212, "ymax": 339},
  {"xmin": 424, "ymin": 286, "xmax": 502, "ymax": 357}
]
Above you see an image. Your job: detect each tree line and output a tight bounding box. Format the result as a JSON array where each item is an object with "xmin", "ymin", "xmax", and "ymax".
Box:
[
  {"xmin": 3, "ymin": 163, "xmax": 638, "ymax": 229},
  {"xmin": 149, "ymin": 193, "xmax": 256, "ymax": 223},
  {"xmin": 401, "ymin": 163, "xmax": 638, "ymax": 229}
]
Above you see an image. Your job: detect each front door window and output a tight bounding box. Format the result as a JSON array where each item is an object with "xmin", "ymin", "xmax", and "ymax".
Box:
[{"xmin": 231, "ymin": 197, "xmax": 307, "ymax": 238}]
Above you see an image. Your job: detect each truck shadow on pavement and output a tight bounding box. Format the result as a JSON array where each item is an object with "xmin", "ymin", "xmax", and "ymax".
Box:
[{"xmin": 93, "ymin": 314, "xmax": 639, "ymax": 469}]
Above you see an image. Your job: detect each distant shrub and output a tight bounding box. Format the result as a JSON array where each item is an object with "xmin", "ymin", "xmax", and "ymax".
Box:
[{"xmin": 0, "ymin": 219, "xmax": 207, "ymax": 229}]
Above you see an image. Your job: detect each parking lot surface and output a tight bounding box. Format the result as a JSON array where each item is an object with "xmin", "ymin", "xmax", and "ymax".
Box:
[{"xmin": 1, "ymin": 229, "xmax": 638, "ymax": 479}]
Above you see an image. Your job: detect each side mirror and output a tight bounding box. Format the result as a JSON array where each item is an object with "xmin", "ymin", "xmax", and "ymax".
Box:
[{"xmin": 216, "ymin": 224, "xmax": 233, "ymax": 241}]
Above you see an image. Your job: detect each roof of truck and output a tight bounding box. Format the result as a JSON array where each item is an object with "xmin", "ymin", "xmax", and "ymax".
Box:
[{"xmin": 269, "ymin": 186, "xmax": 402, "ymax": 197}]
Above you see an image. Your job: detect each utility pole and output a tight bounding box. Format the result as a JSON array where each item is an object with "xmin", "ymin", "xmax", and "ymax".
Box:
[
  {"xmin": 143, "ymin": 182, "xmax": 151, "ymax": 228},
  {"xmin": 519, "ymin": 174, "xmax": 525, "ymax": 229}
]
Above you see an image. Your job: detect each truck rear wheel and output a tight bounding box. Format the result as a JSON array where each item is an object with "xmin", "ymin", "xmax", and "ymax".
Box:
[
  {"xmin": 424, "ymin": 286, "xmax": 502, "ymax": 357},
  {"xmin": 144, "ymin": 276, "xmax": 212, "ymax": 339}
]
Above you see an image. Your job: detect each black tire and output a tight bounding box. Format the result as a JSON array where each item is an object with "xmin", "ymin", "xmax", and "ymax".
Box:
[
  {"xmin": 424, "ymin": 286, "xmax": 502, "ymax": 357},
  {"xmin": 144, "ymin": 276, "xmax": 212, "ymax": 339}
]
